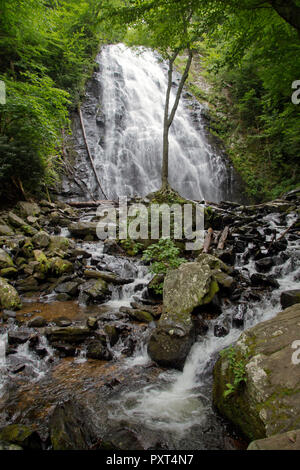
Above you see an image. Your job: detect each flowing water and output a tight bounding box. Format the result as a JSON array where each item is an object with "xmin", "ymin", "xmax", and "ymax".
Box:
[
  {"xmin": 74, "ymin": 44, "xmax": 239, "ymax": 202},
  {"xmin": 106, "ymin": 214, "xmax": 300, "ymax": 449}
]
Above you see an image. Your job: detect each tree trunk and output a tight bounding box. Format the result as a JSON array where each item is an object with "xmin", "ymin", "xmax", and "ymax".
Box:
[
  {"xmin": 268, "ymin": 0, "xmax": 300, "ymax": 33},
  {"xmin": 161, "ymin": 48, "xmax": 193, "ymax": 189}
]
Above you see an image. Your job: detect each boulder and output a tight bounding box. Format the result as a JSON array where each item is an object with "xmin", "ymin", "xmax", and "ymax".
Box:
[
  {"xmin": 55, "ymin": 281, "xmax": 80, "ymax": 297},
  {"xmin": 86, "ymin": 340, "xmax": 111, "ymax": 360},
  {"xmin": 281, "ymin": 290, "xmax": 300, "ymax": 309},
  {"xmin": 213, "ymin": 303, "xmax": 300, "ymax": 441},
  {"xmin": 0, "ymin": 224, "xmax": 14, "ymax": 236},
  {"xmin": 48, "ymin": 236, "xmax": 75, "ymax": 255},
  {"xmin": 121, "ymin": 307, "xmax": 153, "ymax": 323},
  {"xmin": 32, "ymin": 231, "xmax": 50, "ymax": 248},
  {"xmin": 0, "ymin": 267, "xmax": 18, "ymax": 279},
  {"xmin": 0, "ymin": 277, "xmax": 22, "ymax": 310},
  {"xmin": 250, "ymin": 273, "xmax": 279, "ymax": 289},
  {"xmin": 80, "ymin": 279, "xmax": 110, "ymax": 304},
  {"xmin": 148, "ymin": 255, "xmax": 224, "ymax": 369},
  {"xmin": 0, "ymin": 440, "xmax": 22, "ymax": 450},
  {"xmin": 0, "ymin": 248, "xmax": 14, "ymax": 269},
  {"xmin": 50, "ymin": 401, "xmax": 97, "ymax": 450},
  {"xmin": 248, "ymin": 429, "xmax": 300, "ymax": 450},
  {"xmin": 0, "ymin": 425, "xmax": 42, "ymax": 450},
  {"xmin": 27, "ymin": 316, "xmax": 47, "ymax": 328},
  {"xmin": 17, "ymin": 201, "xmax": 41, "ymax": 218},
  {"xmin": 46, "ymin": 326, "xmax": 91, "ymax": 344},
  {"xmin": 255, "ymin": 257, "xmax": 274, "ymax": 273},
  {"xmin": 84, "ymin": 270, "xmax": 133, "ymax": 285},
  {"xmin": 50, "ymin": 258, "xmax": 73, "ymax": 276},
  {"xmin": 69, "ymin": 222, "xmax": 98, "ymax": 239},
  {"xmin": 7, "ymin": 212, "xmax": 27, "ymax": 228}
]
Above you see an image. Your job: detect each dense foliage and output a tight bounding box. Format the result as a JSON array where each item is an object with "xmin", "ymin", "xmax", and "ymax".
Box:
[
  {"xmin": 199, "ymin": 5, "xmax": 300, "ymax": 200},
  {"xmin": 0, "ymin": 0, "xmax": 124, "ymax": 201}
]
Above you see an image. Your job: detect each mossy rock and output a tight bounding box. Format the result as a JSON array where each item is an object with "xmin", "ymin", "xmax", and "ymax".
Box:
[
  {"xmin": 0, "ymin": 277, "xmax": 22, "ymax": 310},
  {"xmin": 213, "ymin": 303, "xmax": 300, "ymax": 441},
  {"xmin": 0, "ymin": 248, "xmax": 14, "ymax": 269},
  {"xmin": 50, "ymin": 257, "xmax": 73, "ymax": 276},
  {"xmin": 0, "ymin": 424, "xmax": 42, "ymax": 450}
]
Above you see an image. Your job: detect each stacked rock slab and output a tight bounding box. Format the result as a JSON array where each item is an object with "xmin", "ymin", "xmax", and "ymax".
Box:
[{"xmin": 213, "ymin": 303, "xmax": 300, "ymax": 443}]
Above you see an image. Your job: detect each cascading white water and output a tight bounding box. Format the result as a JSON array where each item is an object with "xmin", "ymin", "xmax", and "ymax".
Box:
[
  {"xmin": 108, "ymin": 213, "xmax": 300, "ymax": 448},
  {"xmin": 82, "ymin": 44, "xmax": 233, "ymax": 202}
]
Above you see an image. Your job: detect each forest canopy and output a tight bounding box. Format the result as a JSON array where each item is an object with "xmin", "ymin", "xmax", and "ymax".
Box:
[{"xmin": 0, "ymin": 0, "xmax": 299, "ymax": 201}]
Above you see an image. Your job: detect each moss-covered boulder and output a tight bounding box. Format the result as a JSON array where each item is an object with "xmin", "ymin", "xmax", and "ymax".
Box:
[
  {"xmin": 48, "ymin": 236, "xmax": 75, "ymax": 256},
  {"xmin": 213, "ymin": 303, "xmax": 300, "ymax": 442},
  {"xmin": 0, "ymin": 424, "xmax": 42, "ymax": 450},
  {"xmin": 80, "ymin": 279, "xmax": 110, "ymax": 304},
  {"xmin": 148, "ymin": 255, "xmax": 224, "ymax": 370},
  {"xmin": 50, "ymin": 257, "xmax": 73, "ymax": 276},
  {"xmin": 0, "ymin": 277, "xmax": 22, "ymax": 310},
  {"xmin": 0, "ymin": 248, "xmax": 14, "ymax": 269}
]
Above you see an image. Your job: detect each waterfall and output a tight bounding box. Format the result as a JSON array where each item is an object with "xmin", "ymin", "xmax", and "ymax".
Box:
[{"xmin": 76, "ymin": 43, "xmax": 236, "ymax": 202}]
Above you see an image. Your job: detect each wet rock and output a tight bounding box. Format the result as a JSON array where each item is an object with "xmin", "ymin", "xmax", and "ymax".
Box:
[
  {"xmin": 27, "ymin": 316, "xmax": 47, "ymax": 328},
  {"xmin": 0, "ymin": 248, "xmax": 14, "ymax": 269},
  {"xmin": 104, "ymin": 324, "xmax": 119, "ymax": 346},
  {"xmin": 214, "ymin": 321, "xmax": 230, "ymax": 337},
  {"xmin": 0, "ymin": 425, "xmax": 42, "ymax": 450},
  {"xmin": 255, "ymin": 257, "xmax": 274, "ymax": 273},
  {"xmin": 51, "ymin": 342, "xmax": 76, "ymax": 357},
  {"xmin": 87, "ymin": 316, "xmax": 98, "ymax": 329},
  {"xmin": 101, "ymin": 427, "xmax": 144, "ymax": 450},
  {"xmin": 46, "ymin": 326, "xmax": 91, "ymax": 344},
  {"xmin": 250, "ymin": 273, "xmax": 279, "ymax": 289},
  {"xmin": 32, "ymin": 231, "xmax": 50, "ymax": 248},
  {"xmin": 86, "ymin": 340, "xmax": 112, "ymax": 360},
  {"xmin": 120, "ymin": 307, "xmax": 153, "ymax": 323},
  {"xmin": 280, "ymin": 290, "xmax": 300, "ymax": 309},
  {"xmin": 50, "ymin": 401, "xmax": 98, "ymax": 450},
  {"xmin": 84, "ymin": 269, "xmax": 133, "ymax": 285},
  {"xmin": 8, "ymin": 330, "xmax": 37, "ymax": 346},
  {"xmin": 80, "ymin": 279, "xmax": 110, "ymax": 304},
  {"xmin": 232, "ymin": 304, "xmax": 247, "ymax": 328},
  {"xmin": 2, "ymin": 309, "xmax": 17, "ymax": 320},
  {"xmin": 213, "ymin": 303, "xmax": 300, "ymax": 441},
  {"xmin": 53, "ymin": 317, "xmax": 72, "ymax": 327},
  {"xmin": 69, "ymin": 222, "xmax": 98, "ymax": 239},
  {"xmin": 0, "ymin": 277, "xmax": 22, "ymax": 310},
  {"xmin": 103, "ymin": 239, "xmax": 125, "ymax": 255},
  {"xmin": 55, "ymin": 281, "xmax": 80, "ymax": 297},
  {"xmin": 50, "ymin": 257, "xmax": 74, "ymax": 276}
]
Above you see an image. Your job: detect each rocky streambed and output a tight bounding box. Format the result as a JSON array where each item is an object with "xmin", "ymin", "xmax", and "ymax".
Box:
[{"xmin": 0, "ymin": 189, "xmax": 299, "ymax": 450}]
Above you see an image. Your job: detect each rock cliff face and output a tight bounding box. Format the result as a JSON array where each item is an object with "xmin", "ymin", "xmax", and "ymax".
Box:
[{"xmin": 213, "ymin": 303, "xmax": 300, "ymax": 442}]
